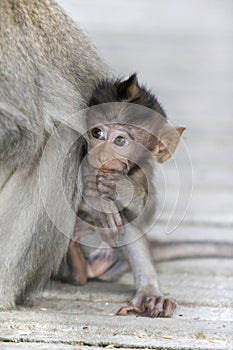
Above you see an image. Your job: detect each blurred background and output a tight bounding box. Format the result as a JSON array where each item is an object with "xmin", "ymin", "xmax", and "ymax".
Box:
[{"xmin": 58, "ymin": 0, "xmax": 233, "ymax": 239}]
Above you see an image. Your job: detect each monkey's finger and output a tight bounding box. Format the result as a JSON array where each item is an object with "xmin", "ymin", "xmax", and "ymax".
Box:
[
  {"xmin": 96, "ymin": 216, "xmax": 117, "ymax": 247},
  {"xmin": 113, "ymin": 212, "xmax": 124, "ymax": 234},
  {"xmin": 107, "ymin": 214, "xmax": 124, "ymax": 241},
  {"xmin": 98, "ymin": 176, "xmax": 125, "ymax": 187},
  {"xmin": 145, "ymin": 296, "xmax": 177, "ymax": 318},
  {"xmin": 117, "ymin": 304, "xmax": 145, "ymax": 316},
  {"xmin": 97, "ymin": 182, "xmax": 115, "ymax": 191},
  {"xmin": 97, "ymin": 175, "xmax": 119, "ymax": 182},
  {"xmin": 106, "ymin": 214, "xmax": 119, "ymax": 236},
  {"xmin": 98, "ymin": 173, "xmax": 124, "ymax": 181},
  {"xmin": 104, "ymin": 210, "xmax": 123, "ymax": 232},
  {"xmin": 100, "ymin": 230, "xmax": 117, "ymax": 248},
  {"xmin": 98, "ymin": 189, "xmax": 116, "ymax": 197},
  {"xmin": 160, "ymin": 298, "xmax": 177, "ymax": 318},
  {"xmin": 146, "ymin": 296, "xmax": 164, "ymax": 318}
]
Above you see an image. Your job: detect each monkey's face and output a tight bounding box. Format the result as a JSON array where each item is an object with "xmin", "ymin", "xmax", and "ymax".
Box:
[
  {"xmin": 87, "ymin": 124, "xmax": 135, "ymax": 172},
  {"xmin": 86, "ymin": 120, "xmax": 185, "ymax": 173}
]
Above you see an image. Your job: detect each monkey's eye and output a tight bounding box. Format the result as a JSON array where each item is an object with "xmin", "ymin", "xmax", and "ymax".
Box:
[
  {"xmin": 114, "ymin": 136, "xmax": 129, "ymax": 147},
  {"xmin": 91, "ymin": 128, "xmax": 105, "ymax": 140}
]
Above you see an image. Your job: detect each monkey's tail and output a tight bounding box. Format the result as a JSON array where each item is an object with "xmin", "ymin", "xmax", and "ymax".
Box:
[{"xmin": 150, "ymin": 241, "xmax": 233, "ymax": 261}]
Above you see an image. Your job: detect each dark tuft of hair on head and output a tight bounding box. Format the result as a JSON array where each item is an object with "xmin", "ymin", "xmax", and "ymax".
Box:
[{"xmin": 89, "ymin": 73, "xmax": 167, "ymax": 118}]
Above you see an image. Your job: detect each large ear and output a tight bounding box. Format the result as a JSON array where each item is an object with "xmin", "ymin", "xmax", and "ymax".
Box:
[
  {"xmin": 120, "ymin": 74, "xmax": 140, "ymax": 99},
  {"xmin": 154, "ymin": 127, "xmax": 185, "ymax": 163}
]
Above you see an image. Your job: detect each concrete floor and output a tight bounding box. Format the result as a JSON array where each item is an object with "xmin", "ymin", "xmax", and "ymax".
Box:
[
  {"xmin": 0, "ymin": 0, "xmax": 233, "ymax": 349},
  {"xmin": 0, "ymin": 252, "xmax": 232, "ymax": 350}
]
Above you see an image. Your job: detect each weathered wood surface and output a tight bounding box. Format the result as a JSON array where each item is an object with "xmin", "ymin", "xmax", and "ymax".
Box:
[{"xmin": 0, "ymin": 0, "xmax": 232, "ymax": 349}]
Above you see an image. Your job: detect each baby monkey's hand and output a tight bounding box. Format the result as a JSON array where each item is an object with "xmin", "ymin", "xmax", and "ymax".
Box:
[
  {"xmin": 97, "ymin": 170, "xmax": 128, "ymax": 200},
  {"xmin": 82, "ymin": 169, "xmax": 124, "ymax": 248}
]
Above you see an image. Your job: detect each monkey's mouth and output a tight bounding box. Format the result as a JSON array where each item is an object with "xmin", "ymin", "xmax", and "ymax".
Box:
[{"xmin": 99, "ymin": 168, "xmax": 114, "ymax": 173}]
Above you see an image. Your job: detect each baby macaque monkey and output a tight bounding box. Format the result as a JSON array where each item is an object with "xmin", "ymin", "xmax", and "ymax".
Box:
[
  {"xmin": 61, "ymin": 74, "xmax": 185, "ymax": 317},
  {"xmin": 62, "ymin": 74, "xmax": 233, "ymax": 317}
]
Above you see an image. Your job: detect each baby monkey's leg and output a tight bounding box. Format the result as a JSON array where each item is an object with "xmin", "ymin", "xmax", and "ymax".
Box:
[
  {"xmin": 86, "ymin": 242, "xmax": 124, "ymax": 279},
  {"xmin": 56, "ymin": 241, "xmax": 87, "ymax": 286},
  {"xmin": 56, "ymin": 218, "xmax": 96, "ymax": 285}
]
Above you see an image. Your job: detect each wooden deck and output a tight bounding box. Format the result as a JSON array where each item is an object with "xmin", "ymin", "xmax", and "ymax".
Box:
[{"xmin": 0, "ymin": 0, "xmax": 232, "ymax": 349}]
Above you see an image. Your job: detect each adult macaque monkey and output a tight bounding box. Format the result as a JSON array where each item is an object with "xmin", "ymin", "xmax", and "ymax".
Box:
[{"xmin": 0, "ymin": 0, "xmax": 108, "ymax": 309}]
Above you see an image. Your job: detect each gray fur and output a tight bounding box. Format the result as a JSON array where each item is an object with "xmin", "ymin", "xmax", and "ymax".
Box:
[{"xmin": 0, "ymin": 0, "xmax": 107, "ymax": 309}]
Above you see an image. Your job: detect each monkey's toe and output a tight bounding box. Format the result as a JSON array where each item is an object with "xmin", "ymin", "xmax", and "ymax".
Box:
[
  {"xmin": 117, "ymin": 304, "xmax": 145, "ymax": 316},
  {"xmin": 145, "ymin": 296, "xmax": 177, "ymax": 318}
]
